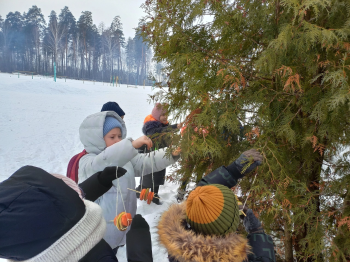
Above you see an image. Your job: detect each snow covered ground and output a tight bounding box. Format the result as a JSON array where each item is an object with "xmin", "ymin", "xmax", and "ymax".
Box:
[{"xmin": 0, "ymin": 72, "xmax": 181, "ymax": 261}]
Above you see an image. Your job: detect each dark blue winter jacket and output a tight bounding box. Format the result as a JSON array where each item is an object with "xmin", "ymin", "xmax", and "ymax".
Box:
[{"xmin": 141, "ymin": 119, "xmax": 178, "ymax": 188}]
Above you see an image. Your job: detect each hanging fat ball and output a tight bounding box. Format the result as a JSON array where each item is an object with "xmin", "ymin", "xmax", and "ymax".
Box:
[
  {"xmin": 144, "ymin": 188, "xmax": 150, "ymax": 201},
  {"xmin": 113, "ymin": 211, "xmax": 132, "ymax": 231},
  {"xmin": 140, "ymin": 188, "xmax": 146, "ymax": 200},
  {"xmin": 139, "ymin": 188, "xmax": 155, "ymax": 204},
  {"xmin": 147, "ymin": 192, "xmax": 154, "ymax": 205}
]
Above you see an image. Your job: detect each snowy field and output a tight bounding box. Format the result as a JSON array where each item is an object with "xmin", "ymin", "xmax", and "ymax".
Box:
[{"xmin": 0, "ymin": 72, "xmax": 181, "ymax": 261}]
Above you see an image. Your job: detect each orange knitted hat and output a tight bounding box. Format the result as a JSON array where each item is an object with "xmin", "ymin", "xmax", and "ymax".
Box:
[{"xmin": 186, "ymin": 184, "xmax": 239, "ymax": 235}]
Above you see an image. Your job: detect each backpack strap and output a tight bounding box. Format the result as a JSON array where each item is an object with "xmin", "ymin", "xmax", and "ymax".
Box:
[{"xmin": 67, "ymin": 150, "xmax": 87, "ymax": 183}]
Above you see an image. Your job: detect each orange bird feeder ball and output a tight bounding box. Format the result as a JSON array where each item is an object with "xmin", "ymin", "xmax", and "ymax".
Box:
[
  {"xmin": 144, "ymin": 188, "xmax": 150, "ymax": 201},
  {"xmin": 140, "ymin": 188, "xmax": 146, "ymax": 200},
  {"xmin": 121, "ymin": 212, "xmax": 132, "ymax": 227},
  {"xmin": 147, "ymin": 192, "xmax": 154, "ymax": 205},
  {"xmin": 113, "ymin": 212, "xmax": 132, "ymax": 231}
]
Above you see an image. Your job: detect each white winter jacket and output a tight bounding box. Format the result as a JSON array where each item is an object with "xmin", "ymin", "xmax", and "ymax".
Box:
[{"xmin": 78, "ymin": 111, "xmax": 177, "ymax": 249}]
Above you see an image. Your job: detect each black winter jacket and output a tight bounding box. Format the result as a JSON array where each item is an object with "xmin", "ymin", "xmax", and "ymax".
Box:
[
  {"xmin": 141, "ymin": 120, "xmax": 178, "ymax": 188},
  {"xmin": 142, "ymin": 120, "xmax": 178, "ymax": 149}
]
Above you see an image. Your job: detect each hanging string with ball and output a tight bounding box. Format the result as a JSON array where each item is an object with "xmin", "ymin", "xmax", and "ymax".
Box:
[
  {"xmin": 135, "ymin": 147, "xmax": 155, "ymax": 204},
  {"xmin": 112, "ymin": 167, "xmax": 132, "ymax": 231},
  {"xmin": 241, "ymin": 171, "xmax": 258, "ymax": 212},
  {"xmin": 235, "ymin": 166, "xmax": 259, "ymax": 217}
]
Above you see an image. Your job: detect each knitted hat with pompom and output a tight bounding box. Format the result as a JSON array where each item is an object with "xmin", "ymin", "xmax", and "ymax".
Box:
[
  {"xmin": 186, "ymin": 184, "xmax": 240, "ymax": 236},
  {"xmin": 151, "ymin": 103, "xmax": 167, "ymax": 121}
]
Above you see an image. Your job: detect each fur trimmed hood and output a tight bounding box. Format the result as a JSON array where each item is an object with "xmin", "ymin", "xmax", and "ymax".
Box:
[{"xmin": 157, "ymin": 202, "xmax": 251, "ymax": 262}]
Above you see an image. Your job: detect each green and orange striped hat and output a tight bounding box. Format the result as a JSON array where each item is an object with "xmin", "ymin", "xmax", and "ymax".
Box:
[{"xmin": 186, "ymin": 184, "xmax": 240, "ymax": 236}]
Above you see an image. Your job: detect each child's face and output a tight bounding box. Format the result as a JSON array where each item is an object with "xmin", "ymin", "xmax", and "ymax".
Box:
[
  {"xmin": 104, "ymin": 127, "xmax": 122, "ymax": 147},
  {"xmin": 159, "ymin": 114, "xmax": 168, "ymax": 124}
]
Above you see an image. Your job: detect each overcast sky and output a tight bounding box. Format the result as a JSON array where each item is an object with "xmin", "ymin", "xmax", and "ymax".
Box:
[{"xmin": 0, "ymin": 0, "xmax": 147, "ymax": 40}]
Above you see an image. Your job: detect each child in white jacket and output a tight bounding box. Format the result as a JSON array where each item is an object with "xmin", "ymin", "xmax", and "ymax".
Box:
[{"xmin": 78, "ymin": 111, "xmax": 179, "ymax": 254}]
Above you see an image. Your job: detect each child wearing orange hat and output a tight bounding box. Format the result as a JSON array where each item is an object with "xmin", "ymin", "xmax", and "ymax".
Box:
[{"xmin": 156, "ymin": 148, "xmax": 276, "ymax": 262}]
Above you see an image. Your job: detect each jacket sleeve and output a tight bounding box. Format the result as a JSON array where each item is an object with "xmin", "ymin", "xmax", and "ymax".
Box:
[
  {"xmin": 247, "ymin": 233, "xmax": 276, "ymax": 262},
  {"xmin": 146, "ymin": 125, "xmax": 174, "ymax": 135},
  {"xmin": 130, "ymin": 149, "xmax": 177, "ymax": 177},
  {"xmin": 196, "ymin": 163, "xmax": 243, "ymax": 188},
  {"xmin": 78, "ymin": 139, "xmax": 138, "ymax": 182},
  {"xmin": 78, "ymin": 172, "xmax": 110, "ymax": 202},
  {"xmin": 143, "ymin": 122, "xmax": 177, "ymax": 149},
  {"xmin": 144, "ymin": 122, "xmax": 177, "ymax": 136}
]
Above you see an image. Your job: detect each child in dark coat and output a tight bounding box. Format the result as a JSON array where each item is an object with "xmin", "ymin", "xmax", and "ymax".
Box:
[
  {"xmin": 158, "ymin": 148, "xmax": 275, "ymax": 262},
  {"xmin": 130, "ymin": 149, "xmax": 275, "ymax": 262},
  {"xmin": 136, "ymin": 103, "xmax": 180, "ymax": 204}
]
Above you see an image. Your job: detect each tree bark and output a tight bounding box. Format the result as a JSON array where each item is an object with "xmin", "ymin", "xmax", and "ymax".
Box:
[{"xmin": 284, "ymin": 219, "xmax": 294, "ymax": 262}]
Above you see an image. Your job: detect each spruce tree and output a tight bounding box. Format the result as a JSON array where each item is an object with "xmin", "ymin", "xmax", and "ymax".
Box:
[{"xmin": 141, "ymin": 0, "xmax": 350, "ymax": 261}]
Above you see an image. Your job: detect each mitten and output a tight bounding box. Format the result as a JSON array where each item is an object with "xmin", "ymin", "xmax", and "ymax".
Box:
[
  {"xmin": 234, "ymin": 149, "xmax": 263, "ymax": 175},
  {"xmin": 176, "ymin": 188, "xmax": 186, "ymax": 202},
  {"xmin": 136, "ymin": 144, "xmax": 151, "ymax": 153},
  {"xmin": 243, "ymin": 209, "xmax": 264, "ymax": 234},
  {"xmin": 79, "ymin": 166, "xmax": 127, "ymax": 202},
  {"xmin": 98, "ymin": 166, "xmax": 127, "ymax": 188}
]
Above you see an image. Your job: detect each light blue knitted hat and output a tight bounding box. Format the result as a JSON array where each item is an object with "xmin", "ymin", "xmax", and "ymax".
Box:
[{"xmin": 103, "ymin": 116, "xmax": 123, "ymax": 137}]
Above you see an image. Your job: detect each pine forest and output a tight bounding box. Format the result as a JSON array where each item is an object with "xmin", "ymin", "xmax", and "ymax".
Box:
[{"xmin": 0, "ymin": 5, "xmax": 165, "ymax": 85}]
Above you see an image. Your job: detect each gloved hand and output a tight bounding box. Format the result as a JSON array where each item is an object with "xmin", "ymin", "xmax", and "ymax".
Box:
[
  {"xmin": 79, "ymin": 166, "xmax": 127, "ymax": 202},
  {"xmin": 98, "ymin": 166, "xmax": 127, "ymax": 188},
  {"xmin": 243, "ymin": 209, "xmax": 264, "ymax": 234},
  {"xmin": 136, "ymin": 144, "xmax": 152, "ymax": 153},
  {"xmin": 176, "ymin": 188, "xmax": 186, "ymax": 202},
  {"xmin": 234, "ymin": 149, "xmax": 263, "ymax": 175}
]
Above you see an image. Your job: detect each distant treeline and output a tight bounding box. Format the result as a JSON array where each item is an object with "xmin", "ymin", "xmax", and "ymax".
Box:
[{"xmin": 0, "ymin": 6, "xmax": 165, "ymax": 85}]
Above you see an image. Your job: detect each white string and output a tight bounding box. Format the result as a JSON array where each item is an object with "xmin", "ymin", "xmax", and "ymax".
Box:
[
  {"xmin": 140, "ymin": 148, "xmax": 148, "ymax": 190},
  {"xmin": 116, "ymin": 166, "xmax": 126, "ymax": 215},
  {"xmin": 242, "ymin": 172, "xmax": 258, "ymax": 211},
  {"xmin": 140, "ymin": 157, "xmax": 147, "ymax": 190},
  {"xmin": 118, "ymin": 176, "xmax": 126, "ymax": 212},
  {"xmin": 116, "ymin": 167, "xmax": 119, "ymax": 216},
  {"xmin": 151, "ymin": 152, "xmax": 154, "ymax": 192}
]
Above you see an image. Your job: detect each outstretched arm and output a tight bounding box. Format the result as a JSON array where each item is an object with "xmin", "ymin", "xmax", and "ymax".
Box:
[
  {"xmin": 144, "ymin": 121, "xmax": 178, "ymax": 136},
  {"xmin": 79, "ymin": 137, "xmax": 153, "ymax": 183},
  {"xmin": 78, "ymin": 139, "xmax": 138, "ymax": 182},
  {"xmin": 79, "ymin": 166, "xmax": 127, "ymax": 202},
  {"xmin": 243, "ymin": 209, "xmax": 276, "ymax": 262},
  {"xmin": 197, "ymin": 149, "xmax": 263, "ymax": 188}
]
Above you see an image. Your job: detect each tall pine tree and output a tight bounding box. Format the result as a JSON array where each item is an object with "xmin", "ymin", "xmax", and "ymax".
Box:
[{"xmin": 142, "ymin": 0, "xmax": 350, "ymax": 261}]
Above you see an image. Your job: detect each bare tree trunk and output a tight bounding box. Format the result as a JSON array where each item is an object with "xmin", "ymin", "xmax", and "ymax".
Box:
[{"xmin": 284, "ymin": 219, "xmax": 293, "ymax": 262}]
